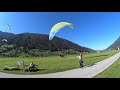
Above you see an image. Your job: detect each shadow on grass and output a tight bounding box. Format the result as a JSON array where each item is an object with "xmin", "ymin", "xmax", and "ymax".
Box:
[
  {"xmin": 3, "ymin": 68, "xmax": 21, "ymax": 71},
  {"xmin": 38, "ymin": 68, "xmax": 47, "ymax": 71},
  {"xmin": 86, "ymin": 55, "xmax": 108, "ymax": 58},
  {"xmin": 25, "ymin": 68, "xmax": 47, "ymax": 72}
]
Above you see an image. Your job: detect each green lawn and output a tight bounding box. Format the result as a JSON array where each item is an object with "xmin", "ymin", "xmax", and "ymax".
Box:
[
  {"xmin": 94, "ymin": 57, "xmax": 120, "ymax": 78},
  {"xmin": 0, "ymin": 50, "xmax": 119, "ymax": 75}
]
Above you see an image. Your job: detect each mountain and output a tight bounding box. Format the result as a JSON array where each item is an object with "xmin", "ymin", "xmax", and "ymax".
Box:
[
  {"xmin": 0, "ymin": 31, "xmax": 15, "ymax": 41},
  {"xmin": 5, "ymin": 33, "xmax": 94, "ymax": 51},
  {"xmin": 106, "ymin": 36, "xmax": 120, "ymax": 50},
  {"xmin": 0, "ymin": 32, "xmax": 95, "ymax": 57}
]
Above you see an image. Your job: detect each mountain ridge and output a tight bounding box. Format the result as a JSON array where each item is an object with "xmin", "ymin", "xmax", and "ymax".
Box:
[
  {"xmin": 0, "ymin": 31, "xmax": 95, "ymax": 57},
  {"xmin": 106, "ymin": 36, "xmax": 120, "ymax": 50}
]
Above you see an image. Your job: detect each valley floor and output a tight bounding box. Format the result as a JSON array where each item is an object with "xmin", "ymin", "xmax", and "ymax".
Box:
[{"xmin": 0, "ymin": 52, "xmax": 120, "ymax": 78}]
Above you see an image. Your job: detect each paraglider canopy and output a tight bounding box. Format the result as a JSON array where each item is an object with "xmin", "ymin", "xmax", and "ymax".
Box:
[
  {"xmin": 49, "ymin": 22, "xmax": 74, "ymax": 40},
  {"xmin": 2, "ymin": 39, "xmax": 7, "ymax": 42},
  {"xmin": 6, "ymin": 24, "xmax": 11, "ymax": 30}
]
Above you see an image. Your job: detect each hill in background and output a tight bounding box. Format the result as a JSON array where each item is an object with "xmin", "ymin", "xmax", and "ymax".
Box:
[
  {"xmin": 0, "ymin": 31, "xmax": 95, "ymax": 57},
  {"xmin": 106, "ymin": 36, "xmax": 120, "ymax": 50}
]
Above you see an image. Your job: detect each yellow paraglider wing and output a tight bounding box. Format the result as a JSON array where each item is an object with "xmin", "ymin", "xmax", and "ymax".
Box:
[{"xmin": 49, "ymin": 22, "xmax": 73, "ymax": 40}]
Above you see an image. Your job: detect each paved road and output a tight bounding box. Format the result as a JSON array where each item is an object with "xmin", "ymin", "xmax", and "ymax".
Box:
[{"xmin": 0, "ymin": 52, "xmax": 120, "ymax": 78}]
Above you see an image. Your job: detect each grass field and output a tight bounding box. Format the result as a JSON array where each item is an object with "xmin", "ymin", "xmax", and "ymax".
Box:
[
  {"xmin": 0, "ymin": 50, "xmax": 119, "ymax": 75},
  {"xmin": 94, "ymin": 57, "xmax": 120, "ymax": 78}
]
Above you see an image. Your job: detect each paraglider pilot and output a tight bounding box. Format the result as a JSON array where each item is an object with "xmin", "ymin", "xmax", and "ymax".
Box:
[{"xmin": 79, "ymin": 54, "xmax": 84, "ymax": 68}]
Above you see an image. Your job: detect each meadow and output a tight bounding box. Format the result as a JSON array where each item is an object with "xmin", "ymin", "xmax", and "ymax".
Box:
[
  {"xmin": 94, "ymin": 55, "xmax": 120, "ymax": 78},
  {"xmin": 0, "ymin": 50, "xmax": 119, "ymax": 75}
]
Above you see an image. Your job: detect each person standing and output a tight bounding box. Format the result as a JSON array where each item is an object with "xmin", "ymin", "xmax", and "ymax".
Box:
[{"xmin": 79, "ymin": 54, "xmax": 84, "ymax": 68}]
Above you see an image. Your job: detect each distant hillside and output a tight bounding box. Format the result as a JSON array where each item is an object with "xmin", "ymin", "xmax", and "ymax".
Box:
[
  {"xmin": 2, "ymin": 33, "xmax": 94, "ymax": 52},
  {"xmin": 0, "ymin": 31, "xmax": 15, "ymax": 41},
  {"xmin": 0, "ymin": 32, "xmax": 95, "ymax": 57},
  {"xmin": 107, "ymin": 36, "xmax": 120, "ymax": 50}
]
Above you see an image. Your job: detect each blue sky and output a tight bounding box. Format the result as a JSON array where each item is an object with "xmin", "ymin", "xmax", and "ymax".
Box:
[{"xmin": 0, "ymin": 12, "xmax": 120, "ymax": 50}]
